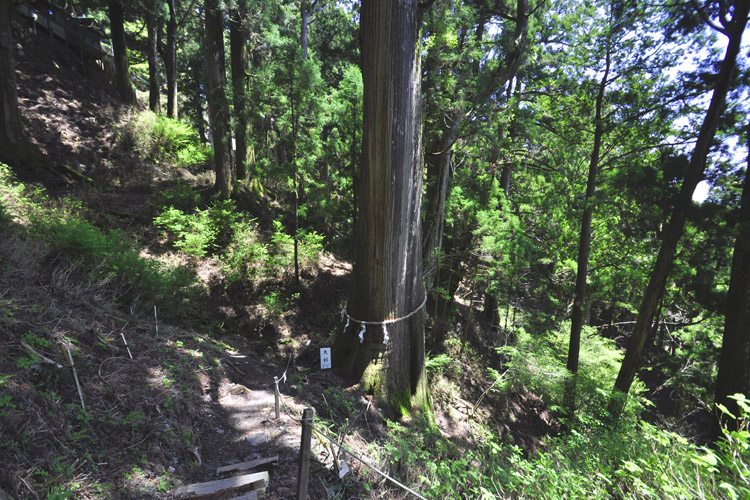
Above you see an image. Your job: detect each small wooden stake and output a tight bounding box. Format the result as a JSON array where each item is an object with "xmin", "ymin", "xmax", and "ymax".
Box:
[
  {"xmin": 61, "ymin": 343, "xmax": 85, "ymax": 410},
  {"xmin": 120, "ymin": 332, "xmax": 133, "ymax": 359},
  {"xmin": 273, "ymin": 377, "xmax": 280, "ymax": 419},
  {"xmin": 297, "ymin": 408, "xmax": 313, "ymax": 500},
  {"xmin": 153, "ymin": 305, "xmax": 159, "ymax": 335}
]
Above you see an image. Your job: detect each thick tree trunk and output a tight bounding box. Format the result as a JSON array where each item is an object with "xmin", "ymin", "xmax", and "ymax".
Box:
[
  {"xmin": 334, "ymin": 0, "xmax": 432, "ymax": 420},
  {"xmin": 609, "ymin": 1, "xmax": 750, "ymax": 417},
  {"xmin": 230, "ymin": 5, "xmax": 249, "ymax": 181},
  {"xmin": 714, "ymin": 129, "xmax": 750, "ymax": 433},
  {"xmin": 108, "ymin": 0, "xmax": 137, "ymax": 105},
  {"xmin": 146, "ymin": 4, "xmax": 161, "ymax": 114},
  {"xmin": 0, "ymin": 0, "xmax": 40, "ymax": 168},
  {"xmin": 204, "ymin": 0, "xmax": 233, "ymax": 199},
  {"xmin": 565, "ymin": 47, "xmax": 610, "ymax": 417},
  {"xmin": 165, "ymin": 0, "xmax": 178, "ymax": 118}
]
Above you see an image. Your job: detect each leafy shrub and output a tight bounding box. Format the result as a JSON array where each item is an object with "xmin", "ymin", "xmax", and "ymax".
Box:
[
  {"xmin": 151, "ymin": 182, "xmax": 201, "ymax": 212},
  {"xmin": 223, "ymin": 220, "xmax": 269, "ymax": 281},
  {"xmin": 425, "ymin": 353, "xmax": 456, "ymax": 375},
  {"xmin": 0, "ymin": 163, "xmax": 45, "ymax": 223},
  {"xmin": 119, "ymin": 111, "xmax": 210, "ymax": 167},
  {"xmin": 154, "ymin": 200, "xmax": 238, "ymax": 258},
  {"xmin": 299, "ymin": 229, "xmax": 325, "ymax": 268},
  {"xmin": 0, "ymin": 167, "xmax": 194, "ymax": 314},
  {"xmin": 267, "ymin": 219, "xmax": 295, "ymax": 272},
  {"xmin": 222, "ymin": 219, "xmax": 324, "ymax": 282},
  {"xmin": 175, "ymin": 143, "xmax": 213, "ymax": 168}
]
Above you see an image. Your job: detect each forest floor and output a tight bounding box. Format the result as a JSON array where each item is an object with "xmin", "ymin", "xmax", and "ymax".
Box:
[{"xmin": 1, "ymin": 18, "xmax": 563, "ymax": 500}]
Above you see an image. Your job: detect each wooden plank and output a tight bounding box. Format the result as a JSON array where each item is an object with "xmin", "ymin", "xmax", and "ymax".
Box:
[
  {"xmin": 217, "ymin": 456, "xmax": 279, "ymax": 475},
  {"xmin": 230, "ymin": 491, "xmax": 260, "ymax": 500},
  {"xmin": 173, "ymin": 471, "xmax": 268, "ymax": 498}
]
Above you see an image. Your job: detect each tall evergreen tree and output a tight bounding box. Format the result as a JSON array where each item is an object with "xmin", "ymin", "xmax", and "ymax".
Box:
[
  {"xmin": 609, "ymin": 0, "xmax": 750, "ymax": 417},
  {"xmin": 205, "ymin": 0, "xmax": 234, "ymax": 199},
  {"xmin": 107, "ymin": 0, "xmax": 137, "ymax": 105},
  {"xmin": 145, "ymin": 0, "xmax": 162, "ymax": 113},
  {"xmin": 230, "ymin": 0, "xmax": 250, "ymax": 181},
  {"xmin": 165, "ymin": 0, "xmax": 178, "ymax": 118},
  {"xmin": 334, "ymin": 0, "xmax": 433, "ymax": 420},
  {"xmin": 714, "ymin": 128, "xmax": 750, "ymax": 432}
]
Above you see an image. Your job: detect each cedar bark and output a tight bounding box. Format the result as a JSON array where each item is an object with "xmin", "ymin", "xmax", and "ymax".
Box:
[
  {"xmin": 204, "ymin": 0, "xmax": 233, "ymax": 199},
  {"xmin": 334, "ymin": 0, "xmax": 432, "ymax": 420},
  {"xmin": 107, "ymin": 0, "xmax": 137, "ymax": 105},
  {"xmin": 714, "ymin": 128, "xmax": 750, "ymax": 432},
  {"xmin": 609, "ymin": 0, "xmax": 750, "ymax": 417}
]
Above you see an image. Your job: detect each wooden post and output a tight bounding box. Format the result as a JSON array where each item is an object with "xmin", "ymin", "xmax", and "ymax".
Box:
[
  {"xmin": 61, "ymin": 343, "xmax": 85, "ymax": 410},
  {"xmin": 273, "ymin": 377, "xmax": 280, "ymax": 419},
  {"xmin": 297, "ymin": 408, "xmax": 313, "ymax": 500}
]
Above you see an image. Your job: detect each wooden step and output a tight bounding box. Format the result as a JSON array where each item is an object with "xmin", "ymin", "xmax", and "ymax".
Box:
[
  {"xmin": 216, "ymin": 455, "xmax": 279, "ymax": 475},
  {"xmin": 173, "ymin": 471, "xmax": 268, "ymax": 498},
  {"xmin": 230, "ymin": 491, "xmax": 263, "ymax": 500}
]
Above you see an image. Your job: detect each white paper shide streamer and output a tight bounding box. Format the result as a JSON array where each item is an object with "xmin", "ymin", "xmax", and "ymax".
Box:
[{"xmin": 340, "ymin": 291, "xmax": 427, "ymax": 346}]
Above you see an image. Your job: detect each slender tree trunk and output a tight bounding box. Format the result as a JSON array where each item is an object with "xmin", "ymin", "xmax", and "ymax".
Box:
[
  {"xmin": 0, "ymin": 0, "xmax": 41, "ymax": 168},
  {"xmin": 291, "ymin": 90, "xmax": 300, "ymax": 286},
  {"xmin": 204, "ymin": 0, "xmax": 233, "ymax": 199},
  {"xmin": 429, "ymin": 233, "xmax": 465, "ymax": 348},
  {"xmin": 293, "ymin": 1, "xmax": 309, "ymax": 287},
  {"xmin": 301, "ymin": 0, "xmax": 309, "ymax": 60},
  {"xmin": 422, "ymin": 0, "xmax": 529, "ymax": 287},
  {"xmin": 423, "ymin": 137, "xmax": 454, "ymax": 284},
  {"xmin": 484, "ymin": 291, "xmax": 500, "ymax": 329},
  {"xmin": 230, "ymin": 5, "xmax": 249, "ymax": 181},
  {"xmin": 165, "ymin": 0, "xmax": 178, "ymax": 118},
  {"xmin": 334, "ymin": 0, "xmax": 432, "ymax": 421},
  {"xmin": 650, "ymin": 290, "xmax": 665, "ymax": 348},
  {"xmin": 565, "ymin": 47, "xmax": 611, "ymax": 418},
  {"xmin": 714, "ymin": 126, "xmax": 750, "ymax": 433},
  {"xmin": 188, "ymin": 44, "xmax": 206, "ymax": 143},
  {"xmin": 499, "ymin": 163, "xmax": 511, "ymax": 198},
  {"xmin": 108, "ymin": 0, "xmax": 137, "ymax": 105},
  {"xmin": 609, "ymin": 2, "xmax": 750, "ymax": 417},
  {"xmin": 146, "ymin": 4, "xmax": 161, "ymax": 113}
]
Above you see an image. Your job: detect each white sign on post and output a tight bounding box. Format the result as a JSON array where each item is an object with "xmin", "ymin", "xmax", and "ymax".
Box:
[{"xmin": 320, "ymin": 347, "xmax": 331, "ymax": 370}]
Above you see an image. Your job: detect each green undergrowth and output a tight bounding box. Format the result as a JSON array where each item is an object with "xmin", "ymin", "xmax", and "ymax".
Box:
[
  {"xmin": 0, "ymin": 163, "xmax": 252, "ymax": 498},
  {"xmin": 118, "ymin": 110, "xmax": 212, "ymax": 168},
  {"xmin": 154, "ymin": 193, "xmax": 325, "ymax": 280},
  {"xmin": 0, "ymin": 163, "xmax": 198, "ymax": 318},
  {"xmin": 367, "ymin": 325, "xmax": 750, "ymax": 499}
]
